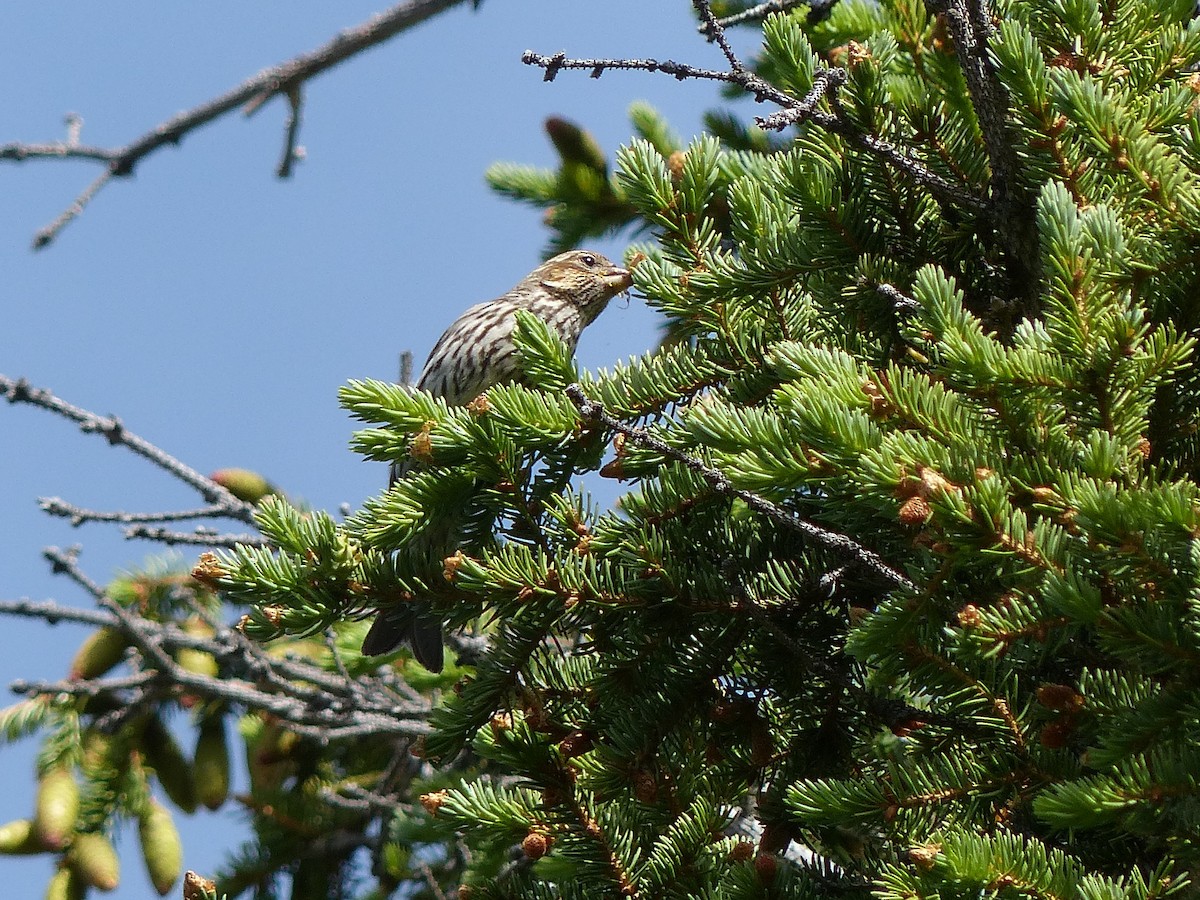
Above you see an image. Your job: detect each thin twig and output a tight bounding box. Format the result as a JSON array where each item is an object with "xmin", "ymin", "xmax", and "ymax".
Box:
[
  {"xmin": 692, "ymin": 0, "xmax": 744, "ymax": 72},
  {"xmin": 0, "ymin": 597, "xmax": 118, "ymax": 630},
  {"xmin": 40, "ymin": 498, "xmax": 237, "ymax": 527},
  {"xmin": 276, "ymin": 85, "xmax": 305, "ymax": 179},
  {"xmin": 705, "ymin": 0, "xmax": 839, "ymax": 29},
  {"xmin": 2, "ymin": 0, "xmax": 472, "ymax": 248},
  {"xmin": 123, "ymin": 525, "xmax": 269, "ymax": 548},
  {"xmin": 2, "ymin": 375, "xmax": 257, "ymax": 524},
  {"xmin": 565, "ymin": 384, "xmax": 917, "ymax": 593}
]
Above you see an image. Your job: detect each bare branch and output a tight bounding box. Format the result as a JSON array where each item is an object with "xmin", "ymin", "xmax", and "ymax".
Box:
[
  {"xmin": 925, "ymin": 0, "xmax": 1040, "ymax": 316},
  {"xmin": 10, "ymin": 553, "xmax": 432, "ymax": 739},
  {"xmin": 704, "ymin": 0, "xmax": 837, "ymax": 29},
  {"xmin": 2, "ymin": 375, "xmax": 257, "ymax": 524},
  {"xmin": 0, "ymin": 596, "xmax": 118, "ymax": 630},
  {"xmin": 276, "ymin": 85, "xmax": 306, "ymax": 179},
  {"xmin": 40, "ymin": 497, "xmax": 237, "ymax": 527},
  {"xmin": 692, "ymin": 0, "xmax": 745, "ymax": 72},
  {"xmin": 3, "ymin": 0, "xmax": 473, "ymax": 248},
  {"xmin": 122, "ymin": 525, "xmax": 268, "ymax": 549},
  {"xmin": 565, "ymin": 384, "xmax": 917, "ymax": 593}
]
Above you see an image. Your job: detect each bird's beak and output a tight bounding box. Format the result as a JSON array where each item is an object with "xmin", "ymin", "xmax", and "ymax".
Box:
[{"xmin": 604, "ymin": 265, "xmax": 633, "ymax": 293}]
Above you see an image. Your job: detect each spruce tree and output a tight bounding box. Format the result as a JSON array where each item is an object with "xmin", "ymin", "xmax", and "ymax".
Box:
[{"xmin": 7, "ymin": 0, "xmax": 1200, "ymax": 897}]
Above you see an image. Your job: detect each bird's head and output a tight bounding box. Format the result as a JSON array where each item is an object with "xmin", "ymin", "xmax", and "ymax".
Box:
[{"xmin": 530, "ymin": 249, "xmax": 633, "ymax": 320}]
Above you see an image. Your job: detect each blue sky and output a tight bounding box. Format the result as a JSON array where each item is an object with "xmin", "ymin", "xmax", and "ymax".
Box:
[{"xmin": 0, "ymin": 3, "xmax": 760, "ymax": 896}]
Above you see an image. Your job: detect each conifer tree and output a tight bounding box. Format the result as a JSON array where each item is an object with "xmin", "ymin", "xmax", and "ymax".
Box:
[{"xmin": 7, "ymin": 0, "xmax": 1200, "ymax": 897}]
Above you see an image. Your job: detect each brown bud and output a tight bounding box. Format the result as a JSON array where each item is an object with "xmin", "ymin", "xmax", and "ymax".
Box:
[
  {"xmin": 420, "ymin": 790, "xmax": 449, "ymax": 815},
  {"xmin": 632, "ymin": 770, "xmax": 658, "ymax": 804},
  {"xmin": 956, "ymin": 604, "xmax": 981, "ymax": 628},
  {"xmin": 1039, "ymin": 719, "xmax": 1074, "ymax": 749},
  {"xmin": 728, "ymin": 840, "xmax": 754, "ymax": 862},
  {"xmin": 443, "ymin": 551, "xmax": 465, "ymax": 583},
  {"xmin": 521, "ymin": 831, "xmax": 554, "ymax": 860},
  {"xmin": 558, "ymin": 730, "xmax": 594, "ymax": 759},
  {"xmin": 457, "ymin": 887, "xmax": 474, "ymax": 900},
  {"xmin": 908, "ymin": 843, "xmax": 941, "ymax": 870},
  {"xmin": 753, "ymin": 853, "xmax": 777, "ymax": 883},
  {"xmin": 890, "ymin": 717, "xmax": 927, "ymax": 737},
  {"xmin": 190, "ymin": 552, "xmax": 227, "ymax": 590},
  {"xmin": 183, "ymin": 871, "xmax": 218, "ymax": 900},
  {"xmin": 667, "ymin": 150, "xmax": 687, "ymax": 181},
  {"xmin": 898, "ymin": 496, "xmax": 931, "ymax": 525},
  {"xmin": 409, "ymin": 424, "xmax": 435, "ymax": 464},
  {"xmin": 918, "ymin": 466, "xmax": 957, "ymax": 497},
  {"xmin": 1037, "ymin": 684, "xmax": 1085, "ymax": 712},
  {"xmin": 489, "ymin": 713, "xmax": 514, "ymax": 737}
]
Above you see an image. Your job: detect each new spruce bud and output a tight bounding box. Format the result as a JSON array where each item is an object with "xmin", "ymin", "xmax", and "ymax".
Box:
[
  {"xmin": 210, "ymin": 468, "xmax": 279, "ymax": 504},
  {"xmin": 68, "ymin": 628, "xmax": 127, "ymax": 681},
  {"xmin": 138, "ymin": 800, "xmax": 183, "ymax": 896},
  {"xmin": 0, "ymin": 818, "xmax": 43, "ymax": 854},
  {"xmin": 44, "ymin": 867, "xmax": 85, "ymax": 900},
  {"xmin": 193, "ymin": 716, "xmax": 230, "ymax": 811},
  {"xmin": 34, "ymin": 766, "xmax": 79, "ymax": 851},
  {"xmin": 69, "ymin": 832, "xmax": 120, "ymax": 892},
  {"xmin": 141, "ymin": 715, "xmax": 197, "ymax": 814}
]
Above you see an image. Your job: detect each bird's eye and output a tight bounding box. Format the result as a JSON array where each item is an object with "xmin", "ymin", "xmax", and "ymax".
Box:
[{"xmin": 579, "ymin": 254, "xmax": 597, "ymax": 268}]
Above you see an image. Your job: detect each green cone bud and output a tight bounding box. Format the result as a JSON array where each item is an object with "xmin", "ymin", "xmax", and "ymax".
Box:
[
  {"xmin": 545, "ymin": 116, "xmax": 607, "ymax": 173},
  {"xmin": 69, "ymin": 832, "xmax": 120, "ymax": 891},
  {"xmin": 194, "ymin": 716, "xmax": 230, "ymax": 810},
  {"xmin": 34, "ymin": 767, "xmax": 79, "ymax": 851},
  {"xmin": 141, "ymin": 716, "xmax": 197, "ymax": 814},
  {"xmin": 210, "ymin": 468, "xmax": 278, "ymax": 504},
  {"xmin": 0, "ymin": 818, "xmax": 43, "ymax": 854},
  {"xmin": 139, "ymin": 800, "xmax": 182, "ymax": 896},
  {"xmin": 44, "ymin": 867, "xmax": 85, "ymax": 900},
  {"xmin": 68, "ymin": 628, "xmax": 127, "ymax": 681}
]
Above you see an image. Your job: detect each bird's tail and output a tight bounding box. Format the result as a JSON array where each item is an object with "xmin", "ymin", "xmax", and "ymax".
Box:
[{"xmin": 362, "ymin": 610, "xmax": 445, "ymax": 673}]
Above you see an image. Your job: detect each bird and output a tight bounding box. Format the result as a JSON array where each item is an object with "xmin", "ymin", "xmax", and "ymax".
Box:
[{"xmin": 361, "ymin": 249, "xmax": 633, "ymax": 670}]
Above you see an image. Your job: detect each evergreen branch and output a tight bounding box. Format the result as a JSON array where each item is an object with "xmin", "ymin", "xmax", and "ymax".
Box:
[
  {"xmin": 522, "ymin": 46, "xmax": 985, "ymax": 213},
  {"xmin": 0, "ymin": 0, "xmax": 474, "ymax": 248},
  {"xmin": 566, "ymin": 384, "xmax": 917, "ymax": 592},
  {"xmin": 2, "ymin": 375, "xmax": 257, "ymax": 524}
]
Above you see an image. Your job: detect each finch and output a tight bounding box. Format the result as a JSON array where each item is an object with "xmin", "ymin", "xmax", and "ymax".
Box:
[{"xmin": 362, "ymin": 249, "xmax": 632, "ymax": 669}]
